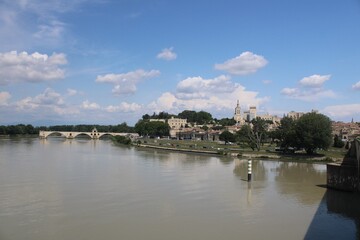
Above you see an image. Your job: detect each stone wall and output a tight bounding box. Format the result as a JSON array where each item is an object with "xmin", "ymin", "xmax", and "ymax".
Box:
[{"xmin": 327, "ymin": 138, "xmax": 360, "ymax": 192}]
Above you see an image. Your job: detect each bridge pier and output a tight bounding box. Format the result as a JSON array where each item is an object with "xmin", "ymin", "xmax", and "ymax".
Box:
[{"xmin": 327, "ymin": 138, "xmax": 360, "ymax": 192}]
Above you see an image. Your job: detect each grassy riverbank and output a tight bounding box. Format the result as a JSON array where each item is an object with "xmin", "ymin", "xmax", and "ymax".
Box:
[{"xmin": 134, "ymin": 138, "xmax": 347, "ymax": 163}]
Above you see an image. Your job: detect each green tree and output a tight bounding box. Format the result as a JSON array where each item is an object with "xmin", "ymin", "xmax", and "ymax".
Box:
[
  {"xmin": 218, "ymin": 118, "xmax": 236, "ymax": 126},
  {"xmin": 219, "ymin": 130, "xmax": 236, "ymax": 144},
  {"xmin": 134, "ymin": 120, "xmax": 170, "ymax": 137},
  {"xmin": 178, "ymin": 110, "xmax": 212, "ymax": 124},
  {"xmin": 273, "ymin": 116, "xmax": 297, "ymax": 151},
  {"xmin": 295, "ymin": 112, "xmax": 332, "ymax": 154},
  {"xmin": 333, "ymin": 134, "xmax": 345, "ymax": 148},
  {"xmin": 236, "ymin": 118, "xmax": 268, "ymax": 151}
]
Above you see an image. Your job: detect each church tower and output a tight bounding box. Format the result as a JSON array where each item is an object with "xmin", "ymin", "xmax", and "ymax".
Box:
[{"xmin": 234, "ymin": 100, "xmax": 243, "ymax": 124}]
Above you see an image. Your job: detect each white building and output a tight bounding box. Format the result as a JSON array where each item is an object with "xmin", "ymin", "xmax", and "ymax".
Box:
[{"xmin": 167, "ymin": 117, "xmax": 187, "ymax": 129}]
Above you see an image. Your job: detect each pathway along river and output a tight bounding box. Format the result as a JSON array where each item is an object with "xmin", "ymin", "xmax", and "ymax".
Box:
[{"xmin": 0, "ymin": 137, "xmax": 360, "ymax": 239}]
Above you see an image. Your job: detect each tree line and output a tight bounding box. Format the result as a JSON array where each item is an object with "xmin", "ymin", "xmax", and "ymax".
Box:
[
  {"xmin": 219, "ymin": 112, "xmax": 333, "ymax": 155},
  {"xmin": 0, "ymin": 123, "xmax": 135, "ymax": 136}
]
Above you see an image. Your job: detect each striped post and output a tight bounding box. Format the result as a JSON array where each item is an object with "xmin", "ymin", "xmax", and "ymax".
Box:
[{"xmin": 248, "ymin": 159, "xmax": 252, "ymax": 181}]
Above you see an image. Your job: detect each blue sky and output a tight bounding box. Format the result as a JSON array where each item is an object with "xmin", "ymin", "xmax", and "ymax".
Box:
[{"xmin": 0, "ymin": 0, "xmax": 360, "ymax": 126}]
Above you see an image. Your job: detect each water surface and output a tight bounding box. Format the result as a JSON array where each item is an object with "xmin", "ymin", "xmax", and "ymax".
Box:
[{"xmin": 0, "ymin": 137, "xmax": 359, "ymax": 239}]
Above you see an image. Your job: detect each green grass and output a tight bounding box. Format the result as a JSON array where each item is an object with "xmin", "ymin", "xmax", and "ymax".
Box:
[{"xmin": 136, "ymin": 138, "xmax": 348, "ymax": 162}]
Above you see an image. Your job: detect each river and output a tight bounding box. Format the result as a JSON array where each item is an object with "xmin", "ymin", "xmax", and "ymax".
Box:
[{"xmin": 0, "ymin": 137, "xmax": 359, "ymax": 240}]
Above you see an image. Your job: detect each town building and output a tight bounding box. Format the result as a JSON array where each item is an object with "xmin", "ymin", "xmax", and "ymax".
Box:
[
  {"xmin": 233, "ymin": 100, "xmax": 257, "ymax": 124},
  {"xmin": 287, "ymin": 111, "xmax": 304, "ymax": 120},
  {"xmin": 332, "ymin": 121, "xmax": 360, "ymax": 142},
  {"xmin": 168, "ymin": 117, "xmax": 187, "ymax": 129}
]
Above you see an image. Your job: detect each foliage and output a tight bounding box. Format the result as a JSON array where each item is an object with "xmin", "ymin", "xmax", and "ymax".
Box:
[
  {"xmin": 0, "ymin": 124, "xmax": 39, "ymax": 135},
  {"xmin": 219, "ymin": 130, "xmax": 236, "ymax": 144},
  {"xmin": 333, "ymin": 134, "xmax": 345, "ymax": 148},
  {"xmin": 0, "ymin": 123, "xmax": 135, "ymax": 136},
  {"xmin": 272, "ymin": 116, "xmax": 297, "ymax": 150},
  {"xmin": 150, "ymin": 111, "xmax": 174, "ymax": 120},
  {"xmin": 294, "ymin": 112, "xmax": 332, "ymax": 154},
  {"xmin": 134, "ymin": 120, "xmax": 170, "ymax": 137},
  {"xmin": 218, "ymin": 118, "xmax": 236, "ymax": 126},
  {"xmin": 236, "ymin": 117, "xmax": 269, "ymax": 151},
  {"xmin": 112, "ymin": 135, "xmax": 132, "ymax": 145},
  {"xmin": 178, "ymin": 110, "xmax": 212, "ymax": 124}
]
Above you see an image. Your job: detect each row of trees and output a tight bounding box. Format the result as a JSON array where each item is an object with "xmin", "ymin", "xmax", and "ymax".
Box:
[
  {"xmin": 142, "ymin": 110, "xmax": 238, "ymax": 127},
  {"xmin": 219, "ymin": 112, "xmax": 333, "ymax": 155},
  {"xmin": 0, "ymin": 123, "xmax": 135, "ymax": 135}
]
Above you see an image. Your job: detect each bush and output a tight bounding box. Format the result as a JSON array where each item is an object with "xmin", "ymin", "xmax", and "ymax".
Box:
[{"xmin": 113, "ymin": 135, "xmax": 131, "ymax": 145}]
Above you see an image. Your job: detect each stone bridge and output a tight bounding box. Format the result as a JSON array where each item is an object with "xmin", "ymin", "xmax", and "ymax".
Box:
[
  {"xmin": 327, "ymin": 137, "xmax": 360, "ymax": 191},
  {"xmin": 39, "ymin": 128, "xmax": 139, "ymax": 140}
]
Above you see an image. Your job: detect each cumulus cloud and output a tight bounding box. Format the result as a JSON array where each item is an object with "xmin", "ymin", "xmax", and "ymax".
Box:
[
  {"xmin": 148, "ymin": 75, "xmax": 268, "ymax": 113},
  {"xmin": 14, "ymin": 88, "xmax": 80, "ymax": 116},
  {"xmin": 299, "ymin": 74, "xmax": 331, "ymax": 88},
  {"xmin": 16, "ymin": 88, "xmax": 64, "ymax": 110},
  {"xmin": 214, "ymin": 51, "xmax": 268, "ymax": 75},
  {"xmin": 0, "ymin": 51, "xmax": 67, "ymax": 85},
  {"xmin": 176, "ymin": 75, "xmax": 235, "ymax": 99},
  {"xmin": 106, "ymin": 102, "xmax": 142, "ymax": 113},
  {"xmin": 81, "ymin": 100, "xmax": 100, "ymax": 110},
  {"xmin": 323, "ymin": 104, "xmax": 360, "ymax": 118},
  {"xmin": 352, "ymin": 81, "xmax": 360, "ymax": 90},
  {"xmin": 157, "ymin": 47, "xmax": 177, "ymax": 61},
  {"xmin": 96, "ymin": 69, "xmax": 160, "ymax": 95},
  {"xmin": 281, "ymin": 74, "xmax": 336, "ymax": 101},
  {"xmin": 0, "ymin": 91, "xmax": 11, "ymax": 106}
]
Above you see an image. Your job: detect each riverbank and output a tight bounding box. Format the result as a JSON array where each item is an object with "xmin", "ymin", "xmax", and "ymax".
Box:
[{"xmin": 133, "ymin": 139, "xmax": 346, "ymax": 163}]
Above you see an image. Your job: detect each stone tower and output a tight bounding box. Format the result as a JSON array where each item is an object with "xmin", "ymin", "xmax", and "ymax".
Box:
[{"xmin": 234, "ymin": 100, "xmax": 244, "ymax": 124}]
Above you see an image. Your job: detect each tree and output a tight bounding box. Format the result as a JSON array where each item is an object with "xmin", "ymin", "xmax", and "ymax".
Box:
[
  {"xmin": 178, "ymin": 110, "xmax": 212, "ymax": 124},
  {"xmin": 294, "ymin": 112, "xmax": 332, "ymax": 154},
  {"xmin": 218, "ymin": 118, "xmax": 236, "ymax": 126},
  {"xmin": 236, "ymin": 118, "xmax": 268, "ymax": 151},
  {"xmin": 219, "ymin": 130, "xmax": 236, "ymax": 144},
  {"xmin": 134, "ymin": 120, "xmax": 170, "ymax": 137},
  {"xmin": 333, "ymin": 134, "xmax": 345, "ymax": 148},
  {"xmin": 272, "ymin": 116, "xmax": 297, "ymax": 151}
]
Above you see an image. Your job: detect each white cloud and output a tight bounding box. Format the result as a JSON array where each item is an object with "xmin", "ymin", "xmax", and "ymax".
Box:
[
  {"xmin": 281, "ymin": 74, "xmax": 336, "ymax": 102},
  {"xmin": 14, "ymin": 88, "xmax": 79, "ymax": 116},
  {"xmin": 281, "ymin": 88, "xmax": 336, "ymax": 102},
  {"xmin": 148, "ymin": 75, "xmax": 268, "ymax": 114},
  {"xmin": 96, "ymin": 69, "xmax": 160, "ymax": 95},
  {"xmin": 176, "ymin": 75, "xmax": 235, "ymax": 99},
  {"xmin": 81, "ymin": 100, "xmax": 100, "ymax": 110},
  {"xmin": 323, "ymin": 104, "xmax": 360, "ymax": 118},
  {"xmin": 157, "ymin": 47, "xmax": 177, "ymax": 61},
  {"xmin": 33, "ymin": 20, "xmax": 66, "ymax": 44},
  {"xmin": 352, "ymin": 81, "xmax": 360, "ymax": 90},
  {"xmin": 0, "ymin": 91, "xmax": 11, "ymax": 106},
  {"xmin": 106, "ymin": 102, "xmax": 142, "ymax": 113},
  {"xmin": 299, "ymin": 74, "xmax": 331, "ymax": 88},
  {"xmin": 262, "ymin": 80, "xmax": 272, "ymax": 85},
  {"xmin": 281, "ymin": 88, "xmax": 297, "ymax": 95},
  {"xmin": 67, "ymin": 88, "xmax": 78, "ymax": 96},
  {"xmin": 0, "ymin": 51, "xmax": 67, "ymax": 85},
  {"xmin": 214, "ymin": 51, "xmax": 268, "ymax": 75}
]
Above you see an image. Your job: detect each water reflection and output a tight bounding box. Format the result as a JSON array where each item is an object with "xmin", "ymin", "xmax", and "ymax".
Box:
[
  {"xmin": 233, "ymin": 159, "xmax": 267, "ymax": 181},
  {"xmin": 275, "ymin": 162, "xmax": 326, "ymax": 205},
  {"xmin": 305, "ymin": 190, "xmax": 360, "ymax": 239}
]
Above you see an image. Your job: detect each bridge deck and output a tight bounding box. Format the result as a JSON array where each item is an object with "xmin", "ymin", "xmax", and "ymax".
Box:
[{"xmin": 39, "ymin": 130, "xmax": 138, "ymax": 139}]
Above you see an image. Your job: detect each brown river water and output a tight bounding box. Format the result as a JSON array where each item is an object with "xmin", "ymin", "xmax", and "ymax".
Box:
[{"xmin": 0, "ymin": 137, "xmax": 359, "ymax": 240}]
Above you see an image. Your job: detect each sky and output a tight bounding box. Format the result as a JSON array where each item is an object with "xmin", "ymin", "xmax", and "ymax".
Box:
[{"xmin": 0, "ymin": 0, "xmax": 360, "ymax": 126}]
